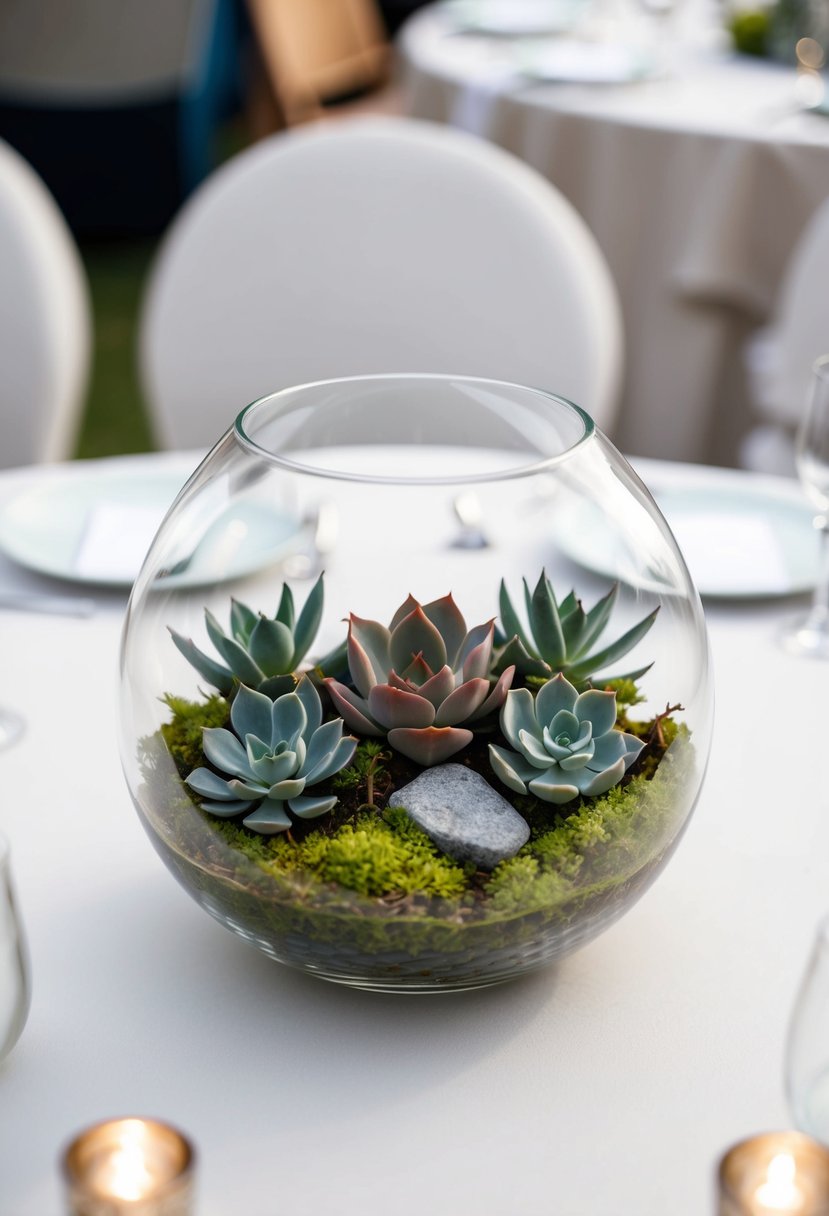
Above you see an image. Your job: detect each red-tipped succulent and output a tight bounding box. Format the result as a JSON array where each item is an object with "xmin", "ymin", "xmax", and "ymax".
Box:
[{"xmin": 325, "ymin": 593, "xmax": 515, "ymax": 766}]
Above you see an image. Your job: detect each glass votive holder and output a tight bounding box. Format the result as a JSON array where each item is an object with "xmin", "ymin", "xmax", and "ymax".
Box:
[
  {"xmin": 787, "ymin": 914, "xmax": 829, "ymax": 1142},
  {"xmin": 61, "ymin": 1117, "xmax": 195, "ymax": 1216},
  {"xmin": 0, "ymin": 831, "xmax": 30, "ymax": 1064},
  {"xmin": 718, "ymin": 1131, "xmax": 829, "ymax": 1215}
]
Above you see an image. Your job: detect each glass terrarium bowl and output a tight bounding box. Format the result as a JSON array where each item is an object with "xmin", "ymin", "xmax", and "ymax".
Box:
[{"xmin": 119, "ymin": 374, "xmax": 712, "ymax": 993}]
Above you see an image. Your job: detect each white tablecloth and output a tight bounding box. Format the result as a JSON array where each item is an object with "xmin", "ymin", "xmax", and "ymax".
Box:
[
  {"xmin": 399, "ymin": 5, "xmax": 829, "ymax": 466},
  {"xmin": 1, "ymin": 451, "xmax": 826, "ymax": 1215}
]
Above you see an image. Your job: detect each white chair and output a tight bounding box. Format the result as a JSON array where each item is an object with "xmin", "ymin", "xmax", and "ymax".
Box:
[
  {"xmin": 741, "ymin": 194, "xmax": 829, "ymax": 476},
  {"xmin": 139, "ymin": 116, "xmax": 623, "ymax": 450},
  {"xmin": 0, "ymin": 138, "xmax": 91, "ymax": 468}
]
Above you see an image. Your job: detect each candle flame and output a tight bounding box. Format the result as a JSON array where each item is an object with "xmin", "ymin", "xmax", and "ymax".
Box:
[
  {"xmin": 755, "ymin": 1153, "xmax": 802, "ymax": 1211},
  {"xmin": 103, "ymin": 1122, "xmax": 155, "ymax": 1201}
]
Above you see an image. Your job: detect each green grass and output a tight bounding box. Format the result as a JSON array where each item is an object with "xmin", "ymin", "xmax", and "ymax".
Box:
[
  {"xmin": 75, "ymin": 239, "xmax": 159, "ymax": 459},
  {"xmin": 74, "ymin": 117, "xmax": 255, "ymax": 460}
]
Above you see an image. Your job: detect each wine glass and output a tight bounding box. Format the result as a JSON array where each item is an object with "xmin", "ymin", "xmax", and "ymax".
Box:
[
  {"xmin": 0, "ymin": 707, "xmax": 24, "ymax": 751},
  {"xmin": 781, "ymin": 355, "xmax": 829, "ymax": 658},
  {"xmin": 786, "ymin": 914, "xmax": 829, "ymax": 1143},
  {"xmin": 0, "ymin": 832, "xmax": 30, "ymax": 1064}
]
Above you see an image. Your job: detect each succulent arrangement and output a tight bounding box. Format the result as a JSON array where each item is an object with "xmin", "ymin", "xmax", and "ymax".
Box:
[
  {"xmin": 136, "ymin": 566, "xmax": 699, "ymax": 988},
  {"xmin": 169, "ymin": 571, "xmax": 665, "ymax": 847}
]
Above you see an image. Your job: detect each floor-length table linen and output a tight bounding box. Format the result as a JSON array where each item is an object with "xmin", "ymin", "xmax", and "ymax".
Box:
[
  {"xmin": 399, "ymin": 7, "xmax": 829, "ymax": 465},
  {"xmin": 0, "ymin": 450, "xmax": 825, "ymax": 1215}
]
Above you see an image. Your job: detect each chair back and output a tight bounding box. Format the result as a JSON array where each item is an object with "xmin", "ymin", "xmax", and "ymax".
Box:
[
  {"xmin": 246, "ymin": 0, "xmax": 389, "ymax": 126},
  {"xmin": 140, "ymin": 116, "xmax": 623, "ymax": 449},
  {"xmin": 769, "ymin": 196, "xmax": 829, "ymax": 427},
  {"xmin": 0, "ymin": 138, "xmax": 91, "ymax": 468}
]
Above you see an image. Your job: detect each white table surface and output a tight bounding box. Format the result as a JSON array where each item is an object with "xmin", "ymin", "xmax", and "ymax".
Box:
[
  {"xmin": 399, "ymin": 3, "xmax": 829, "ymax": 467},
  {"xmin": 1, "ymin": 450, "xmax": 827, "ymax": 1215}
]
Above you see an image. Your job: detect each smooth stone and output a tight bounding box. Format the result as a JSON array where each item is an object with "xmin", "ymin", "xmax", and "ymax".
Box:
[{"xmin": 389, "ymin": 763, "xmax": 530, "ymax": 871}]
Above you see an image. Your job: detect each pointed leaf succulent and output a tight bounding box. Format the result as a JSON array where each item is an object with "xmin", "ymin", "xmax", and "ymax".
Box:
[
  {"xmin": 495, "ymin": 571, "xmax": 658, "ymax": 687},
  {"xmin": 185, "ymin": 676, "xmax": 357, "ymax": 834},
  {"xmin": 169, "ymin": 574, "xmax": 326, "ymax": 697},
  {"xmin": 489, "ymin": 673, "xmax": 644, "ymax": 804},
  {"xmin": 324, "ymin": 593, "xmax": 515, "ymax": 766}
]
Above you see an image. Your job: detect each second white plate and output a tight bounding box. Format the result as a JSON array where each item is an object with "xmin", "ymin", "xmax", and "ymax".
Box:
[{"xmin": 556, "ymin": 468, "xmax": 820, "ymax": 599}]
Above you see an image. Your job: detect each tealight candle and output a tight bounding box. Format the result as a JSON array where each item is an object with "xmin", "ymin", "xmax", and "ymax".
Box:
[
  {"xmin": 718, "ymin": 1132, "xmax": 829, "ymax": 1216},
  {"xmin": 61, "ymin": 1117, "xmax": 195, "ymax": 1216}
]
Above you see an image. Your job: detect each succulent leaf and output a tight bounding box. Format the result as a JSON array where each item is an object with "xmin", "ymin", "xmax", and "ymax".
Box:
[
  {"xmin": 275, "ymin": 583, "xmax": 295, "ymax": 631},
  {"xmin": 387, "ymin": 725, "xmax": 474, "ymax": 766},
  {"xmin": 325, "ymin": 595, "xmax": 515, "ymax": 766},
  {"xmin": 186, "ymin": 767, "xmax": 238, "ymax": 800},
  {"xmin": 390, "ymin": 607, "xmax": 446, "ymax": 675},
  {"xmin": 202, "ymin": 728, "xmax": 254, "ymax": 778},
  {"xmin": 291, "ymin": 573, "xmax": 325, "ymax": 668},
  {"xmin": 168, "ymin": 629, "xmax": 235, "ymax": 695},
  {"xmin": 564, "ymin": 608, "xmax": 660, "ymax": 685},
  {"xmin": 242, "ymin": 802, "xmax": 293, "ymax": 833},
  {"xmin": 572, "ymin": 584, "xmax": 618, "ymax": 658},
  {"xmin": 249, "ymin": 617, "xmax": 294, "ymax": 677},
  {"xmin": 324, "ymin": 681, "xmax": 383, "ymax": 736},
  {"xmin": 184, "ymin": 675, "xmax": 354, "ymax": 836},
  {"xmin": 530, "ymin": 572, "xmax": 566, "ymax": 667},
  {"xmin": 231, "ymin": 684, "xmax": 274, "ymax": 747},
  {"xmin": 498, "ymin": 580, "xmax": 532, "ymax": 655},
  {"xmin": 421, "ymin": 593, "xmax": 467, "ymax": 664},
  {"xmin": 229, "ymin": 598, "xmax": 258, "ymax": 645},
  {"xmin": 490, "ymin": 673, "xmax": 644, "ymax": 806},
  {"xmin": 288, "ymin": 794, "xmax": 339, "ymax": 819},
  {"xmin": 368, "ymin": 685, "xmax": 436, "ymax": 730}
]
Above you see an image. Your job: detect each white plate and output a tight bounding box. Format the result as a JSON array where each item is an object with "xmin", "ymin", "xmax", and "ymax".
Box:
[
  {"xmin": 0, "ymin": 463, "xmax": 299, "ymax": 589},
  {"xmin": 518, "ymin": 39, "xmax": 656, "ymax": 83},
  {"xmin": 556, "ymin": 470, "xmax": 820, "ymax": 599},
  {"xmin": 443, "ymin": 0, "xmax": 586, "ymax": 36}
]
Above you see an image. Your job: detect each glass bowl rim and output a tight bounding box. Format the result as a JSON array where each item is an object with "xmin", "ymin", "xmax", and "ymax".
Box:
[{"xmin": 233, "ymin": 373, "xmax": 596, "ymax": 486}]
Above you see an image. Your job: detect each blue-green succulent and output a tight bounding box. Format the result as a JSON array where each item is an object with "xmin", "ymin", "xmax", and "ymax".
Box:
[
  {"xmin": 169, "ymin": 575, "xmax": 325, "ymax": 697},
  {"xmin": 185, "ymin": 677, "xmax": 356, "ymax": 834},
  {"xmin": 488, "ymin": 673, "xmax": 644, "ymax": 804},
  {"xmin": 495, "ymin": 571, "xmax": 658, "ymax": 688}
]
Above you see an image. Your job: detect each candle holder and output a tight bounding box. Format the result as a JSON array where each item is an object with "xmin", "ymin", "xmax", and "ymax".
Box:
[
  {"xmin": 718, "ymin": 1131, "xmax": 829, "ymax": 1216},
  {"xmin": 61, "ymin": 1117, "xmax": 195, "ymax": 1216}
]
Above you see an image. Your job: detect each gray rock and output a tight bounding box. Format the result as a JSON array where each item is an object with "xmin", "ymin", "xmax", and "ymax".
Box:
[{"xmin": 389, "ymin": 763, "xmax": 530, "ymax": 871}]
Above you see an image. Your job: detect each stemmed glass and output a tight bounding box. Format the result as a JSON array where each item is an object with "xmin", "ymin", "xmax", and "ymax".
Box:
[
  {"xmin": 0, "ymin": 832, "xmax": 29, "ymax": 1064},
  {"xmin": 781, "ymin": 355, "xmax": 829, "ymax": 658},
  {"xmin": 0, "ymin": 707, "xmax": 24, "ymax": 750},
  {"xmin": 786, "ymin": 915, "xmax": 829, "ymax": 1143}
]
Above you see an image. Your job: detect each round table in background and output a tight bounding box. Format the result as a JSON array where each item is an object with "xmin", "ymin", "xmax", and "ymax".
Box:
[{"xmin": 399, "ymin": 4, "xmax": 829, "ymax": 464}]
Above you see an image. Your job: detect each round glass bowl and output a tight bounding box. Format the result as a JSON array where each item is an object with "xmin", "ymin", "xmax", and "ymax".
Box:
[{"xmin": 119, "ymin": 375, "xmax": 712, "ymax": 992}]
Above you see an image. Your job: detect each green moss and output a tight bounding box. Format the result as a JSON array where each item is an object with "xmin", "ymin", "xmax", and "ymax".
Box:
[
  {"xmin": 160, "ymin": 692, "xmax": 230, "ymax": 771},
  {"xmin": 267, "ymin": 815, "xmax": 467, "ymax": 899}
]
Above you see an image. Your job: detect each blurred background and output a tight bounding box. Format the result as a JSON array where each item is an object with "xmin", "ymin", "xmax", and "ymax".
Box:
[{"xmin": 0, "ymin": 0, "xmax": 426, "ymax": 459}]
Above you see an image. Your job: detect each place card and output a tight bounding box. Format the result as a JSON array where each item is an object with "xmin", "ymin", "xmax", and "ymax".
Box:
[
  {"xmin": 668, "ymin": 510, "xmax": 791, "ymax": 596},
  {"xmin": 73, "ymin": 502, "xmax": 167, "ymax": 583}
]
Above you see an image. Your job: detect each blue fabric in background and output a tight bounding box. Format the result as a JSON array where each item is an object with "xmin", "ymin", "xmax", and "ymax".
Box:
[{"xmin": 0, "ymin": 0, "xmax": 244, "ymax": 237}]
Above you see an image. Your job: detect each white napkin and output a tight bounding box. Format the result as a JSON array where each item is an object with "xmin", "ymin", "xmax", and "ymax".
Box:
[
  {"xmin": 74, "ymin": 501, "xmax": 167, "ymax": 581},
  {"xmin": 519, "ymin": 40, "xmax": 651, "ymax": 83},
  {"xmin": 668, "ymin": 511, "xmax": 791, "ymax": 595},
  {"xmin": 450, "ymin": 64, "xmax": 520, "ymax": 135}
]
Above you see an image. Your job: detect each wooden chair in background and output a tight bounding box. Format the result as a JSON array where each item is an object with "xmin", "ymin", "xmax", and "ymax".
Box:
[{"xmin": 245, "ymin": 0, "xmax": 391, "ymax": 131}]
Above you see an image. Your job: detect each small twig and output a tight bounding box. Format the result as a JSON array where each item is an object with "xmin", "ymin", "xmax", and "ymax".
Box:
[{"xmin": 647, "ymin": 702, "xmax": 683, "ymax": 749}]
